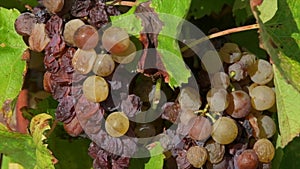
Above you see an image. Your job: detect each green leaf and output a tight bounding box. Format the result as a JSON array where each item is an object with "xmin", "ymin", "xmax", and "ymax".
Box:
[
  {"xmin": 254, "ymin": 0, "xmax": 300, "ymax": 92},
  {"xmin": 0, "ymin": 7, "xmax": 27, "ymax": 106},
  {"xmin": 47, "ymin": 125, "xmax": 93, "ymax": 169},
  {"xmin": 188, "ymin": 0, "xmax": 234, "ymax": 19},
  {"xmin": 232, "ymin": 0, "xmax": 254, "ymax": 25},
  {"xmin": 256, "ymin": 0, "xmax": 278, "ymax": 23},
  {"xmin": 0, "ymin": 0, "xmax": 38, "ymax": 12},
  {"xmin": 144, "ymin": 142, "xmax": 165, "ymax": 169},
  {"xmin": 272, "ymin": 136, "xmax": 300, "ymax": 169},
  {"xmin": 151, "ymin": 0, "xmax": 192, "ymax": 88},
  {"xmin": 110, "ymin": 6, "xmax": 142, "ymax": 36},
  {"xmin": 0, "ymin": 124, "xmax": 36, "ymax": 169},
  {"xmin": 273, "ymin": 66, "xmax": 300, "ymax": 147},
  {"xmin": 30, "ymin": 113, "xmax": 55, "ymax": 169}
]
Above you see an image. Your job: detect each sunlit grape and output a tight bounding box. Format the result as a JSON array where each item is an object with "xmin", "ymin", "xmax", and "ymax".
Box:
[
  {"xmin": 72, "ymin": 49, "xmax": 97, "ymax": 74},
  {"xmin": 250, "ymin": 85, "xmax": 275, "ymax": 111},
  {"xmin": 92, "ymin": 53, "xmax": 115, "ymax": 77},
  {"xmin": 74, "ymin": 25, "xmax": 99, "ymax": 50},
  {"xmin": 63, "ymin": 19, "xmax": 85, "ymax": 46},
  {"xmin": 82, "ymin": 75, "xmax": 109, "ymax": 102},
  {"xmin": 102, "ymin": 26, "xmax": 130, "ymax": 54},
  {"xmin": 211, "ymin": 117, "xmax": 238, "ymax": 144},
  {"xmin": 105, "ymin": 111, "xmax": 129, "ymax": 137}
]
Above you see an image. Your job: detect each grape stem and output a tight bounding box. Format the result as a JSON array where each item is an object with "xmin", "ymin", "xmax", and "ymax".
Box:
[
  {"xmin": 46, "ymin": 119, "xmax": 58, "ymax": 138},
  {"xmin": 106, "ymin": 0, "xmax": 137, "ymax": 6},
  {"xmin": 181, "ymin": 23, "xmax": 259, "ymax": 52}
]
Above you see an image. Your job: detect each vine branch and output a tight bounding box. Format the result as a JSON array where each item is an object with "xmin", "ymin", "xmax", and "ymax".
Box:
[
  {"xmin": 181, "ymin": 23, "xmax": 259, "ymax": 52},
  {"xmin": 106, "ymin": 0, "xmax": 137, "ymax": 7}
]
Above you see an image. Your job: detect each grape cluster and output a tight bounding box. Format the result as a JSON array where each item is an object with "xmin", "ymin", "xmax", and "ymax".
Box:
[
  {"xmin": 160, "ymin": 42, "xmax": 277, "ymax": 168},
  {"xmin": 14, "ymin": 0, "xmax": 140, "ymax": 168}
]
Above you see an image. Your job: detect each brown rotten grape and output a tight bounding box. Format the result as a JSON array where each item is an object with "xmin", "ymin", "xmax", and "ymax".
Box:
[
  {"xmin": 186, "ymin": 146, "xmax": 208, "ymax": 168},
  {"xmin": 42, "ymin": 0, "xmax": 64, "ymax": 14},
  {"xmin": 82, "ymin": 75, "xmax": 109, "ymax": 102},
  {"xmin": 102, "ymin": 26, "xmax": 130, "ymax": 54},
  {"xmin": 226, "ymin": 90, "xmax": 251, "ymax": 118},
  {"xmin": 74, "ymin": 25, "xmax": 99, "ymax": 50},
  {"xmin": 105, "ymin": 111, "xmax": 129, "ymax": 138},
  {"xmin": 253, "ymin": 138, "xmax": 275, "ymax": 163},
  {"xmin": 189, "ymin": 116, "xmax": 212, "ymax": 141},
  {"xmin": 205, "ymin": 139, "xmax": 225, "ymax": 164},
  {"xmin": 236, "ymin": 149, "xmax": 259, "ymax": 169}
]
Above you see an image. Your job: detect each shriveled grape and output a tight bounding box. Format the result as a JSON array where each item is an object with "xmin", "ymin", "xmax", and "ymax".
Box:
[
  {"xmin": 177, "ymin": 87, "xmax": 201, "ymax": 112},
  {"xmin": 92, "ymin": 54, "xmax": 115, "ymax": 77},
  {"xmin": 219, "ymin": 43, "xmax": 241, "ymax": 63},
  {"xmin": 248, "ymin": 59, "xmax": 273, "ymax": 85},
  {"xmin": 14, "ymin": 12, "xmax": 36, "ymax": 36},
  {"xmin": 102, "ymin": 26, "xmax": 130, "ymax": 54},
  {"xmin": 250, "ymin": 85, "xmax": 275, "ymax": 111},
  {"xmin": 253, "ymin": 138, "xmax": 275, "ymax": 163},
  {"xmin": 186, "ymin": 146, "xmax": 208, "ymax": 168},
  {"xmin": 211, "ymin": 117, "xmax": 238, "ymax": 144},
  {"xmin": 72, "ymin": 49, "xmax": 97, "ymax": 74},
  {"xmin": 236, "ymin": 149, "xmax": 259, "ymax": 169},
  {"xmin": 63, "ymin": 19, "xmax": 85, "ymax": 46},
  {"xmin": 205, "ymin": 139, "xmax": 225, "ymax": 164},
  {"xmin": 105, "ymin": 111, "xmax": 129, "ymax": 138},
  {"xmin": 256, "ymin": 115, "xmax": 276, "ymax": 138},
  {"xmin": 211, "ymin": 72, "xmax": 230, "ymax": 89},
  {"xmin": 74, "ymin": 25, "xmax": 99, "ymax": 50},
  {"xmin": 29, "ymin": 23, "xmax": 51, "ymax": 52},
  {"xmin": 207, "ymin": 88, "xmax": 229, "ymax": 112},
  {"xmin": 82, "ymin": 75, "xmax": 109, "ymax": 102},
  {"xmin": 226, "ymin": 90, "xmax": 251, "ymax": 118},
  {"xmin": 42, "ymin": 0, "xmax": 64, "ymax": 13}
]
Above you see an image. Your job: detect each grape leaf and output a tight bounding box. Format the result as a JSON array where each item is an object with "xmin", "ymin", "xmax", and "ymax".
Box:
[
  {"xmin": 232, "ymin": 0, "xmax": 254, "ymax": 25},
  {"xmin": 47, "ymin": 125, "xmax": 93, "ymax": 169},
  {"xmin": 256, "ymin": 0, "xmax": 278, "ymax": 23},
  {"xmin": 252, "ymin": 0, "xmax": 300, "ymax": 92},
  {"xmin": 29, "ymin": 113, "xmax": 55, "ymax": 169},
  {"xmin": 0, "ymin": 123, "xmax": 36, "ymax": 169},
  {"xmin": 151, "ymin": 0, "xmax": 192, "ymax": 88},
  {"xmin": 188, "ymin": 0, "xmax": 234, "ymax": 19},
  {"xmin": 273, "ymin": 66, "xmax": 300, "ymax": 147},
  {"xmin": 272, "ymin": 136, "xmax": 300, "ymax": 169},
  {"xmin": 0, "ymin": 8, "xmax": 27, "ymax": 106},
  {"xmin": 144, "ymin": 142, "xmax": 165, "ymax": 169}
]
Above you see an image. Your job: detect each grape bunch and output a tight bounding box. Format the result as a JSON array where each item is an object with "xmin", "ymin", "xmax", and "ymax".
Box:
[
  {"xmin": 14, "ymin": 0, "xmax": 142, "ymax": 168},
  {"xmin": 14, "ymin": 0, "xmax": 278, "ymax": 168},
  {"xmin": 160, "ymin": 42, "xmax": 277, "ymax": 169}
]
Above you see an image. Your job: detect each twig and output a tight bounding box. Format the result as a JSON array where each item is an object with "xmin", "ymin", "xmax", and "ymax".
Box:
[
  {"xmin": 106, "ymin": 0, "xmax": 137, "ymax": 7},
  {"xmin": 181, "ymin": 23, "xmax": 259, "ymax": 52},
  {"xmin": 46, "ymin": 119, "xmax": 58, "ymax": 138}
]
